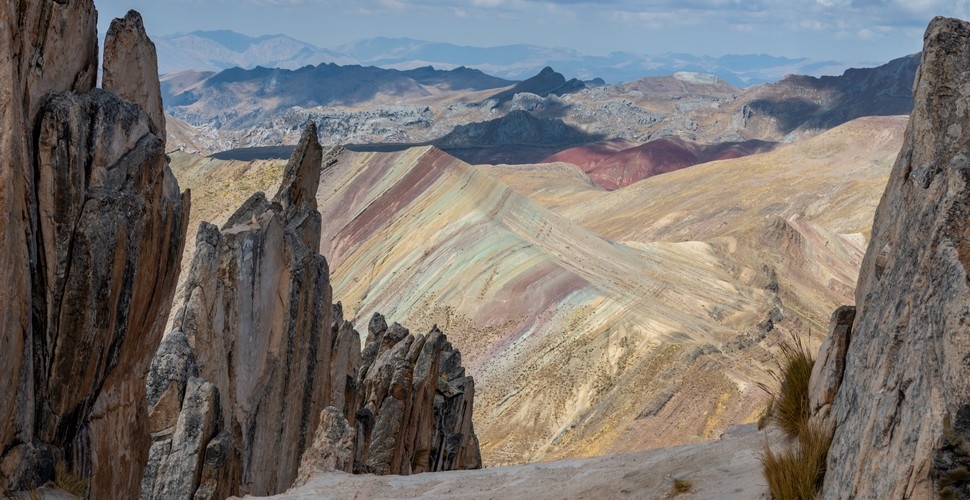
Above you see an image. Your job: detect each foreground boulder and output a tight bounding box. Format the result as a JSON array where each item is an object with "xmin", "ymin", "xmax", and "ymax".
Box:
[
  {"xmin": 818, "ymin": 16, "xmax": 970, "ymax": 498},
  {"xmin": 0, "ymin": 4, "xmax": 189, "ymax": 497}
]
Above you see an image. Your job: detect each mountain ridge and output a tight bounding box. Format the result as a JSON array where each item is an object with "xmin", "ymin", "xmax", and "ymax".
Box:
[{"xmin": 155, "ymin": 30, "xmax": 862, "ymax": 85}]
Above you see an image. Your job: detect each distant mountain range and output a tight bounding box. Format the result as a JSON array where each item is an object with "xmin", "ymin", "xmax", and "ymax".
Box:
[
  {"xmin": 156, "ymin": 30, "xmax": 856, "ymax": 86},
  {"xmin": 164, "ymin": 53, "xmax": 918, "ymax": 158},
  {"xmin": 161, "ymin": 62, "xmax": 518, "ymax": 130}
]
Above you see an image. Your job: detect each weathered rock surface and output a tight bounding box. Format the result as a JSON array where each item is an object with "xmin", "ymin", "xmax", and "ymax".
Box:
[
  {"xmin": 353, "ymin": 315, "xmax": 481, "ymax": 475},
  {"xmin": 807, "ymin": 305, "xmax": 854, "ymax": 431},
  {"xmin": 295, "ymin": 406, "xmax": 357, "ymax": 482},
  {"xmin": 296, "ymin": 307, "xmax": 482, "ymax": 484},
  {"xmin": 820, "ymin": 16, "xmax": 970, "ymax": 499},
  {"xmin": 142, "ymin": 124, "xmax": 345, "ymax": 497},
  {"xmin": 0, "ymin": 4, "xmax": 188, "ymax": 497},
  {"xmin": 146, "ymin": 124, "xmax": 480, "ymax": 496},
  {"xmin": 102, "ymin": 10, "xmax": 166, "ymax": 142}
]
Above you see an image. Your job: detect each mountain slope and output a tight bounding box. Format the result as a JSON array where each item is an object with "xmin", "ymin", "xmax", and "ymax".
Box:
[
  {"xmin": 554, "ymin": 116, "xmax": 908, "ymax": 324},
  {"xmin": 545, "ymin": 137, "xmax": 776, "ymax": 190},
  {"xmin": 169, "ymin": 115, "xmax": 906, "ymax": 467},
  {"xmin": 161, "ymin": 53, "xmax": 916, "ymax": 156},
  {"xmin": 165, "ymin": 63, "xmax": 514, "ymax": 129},
  {"xmin": 316, "ymin": 146, "xmax": 777, "ymax": 465}
]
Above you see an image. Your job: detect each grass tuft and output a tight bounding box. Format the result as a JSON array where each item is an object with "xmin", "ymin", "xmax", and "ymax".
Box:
[
  {"xmin": 672, "ymin": 477, "xmax": 693, "ymax": 493},
  {"xmin": 761, "ymin": 423, "xmax": 833, "ymax": 500},
  {"xmin": 54, "ymin": 461, "xmax": 89, "ymax": 498},
  {"xmin": 664, "ymin": 477, "xmax": 694, "ymax": 498},
  {"xmin": 758, "ymin": 331, "xmax": 832, "ymax": 500},
  {"xmin": 758, "ymin": 334, "xmax": 814, "ymax": 439}
]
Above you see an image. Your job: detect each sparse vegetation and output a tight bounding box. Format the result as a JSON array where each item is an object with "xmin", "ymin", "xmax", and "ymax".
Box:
[
  {"xmin": 669, "ymin": 477, "xmax": 694, "ymax": 496},
  {"xmin": 761, "ymin": 422, "xmax": 833, "ymax": 499},
  {"xmin": 758, "ymin": 334, "xmax": 814, "ymax": 439},
  {"xmin": 54, "ymin": 462, "xmax": 89, "ymax": 499},
  {"xmin": 759, "ymin": 333, "xmax": 832, "ymax": 499}
]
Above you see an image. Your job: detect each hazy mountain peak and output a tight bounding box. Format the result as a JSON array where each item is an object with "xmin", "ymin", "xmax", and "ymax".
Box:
[
  {"xmin": 187, "ymin": 29, "xmax": 277, "ymax": 51},
  {"xmin": 156, "ymin": 30, "xmax": 862, "ymax": 85}
]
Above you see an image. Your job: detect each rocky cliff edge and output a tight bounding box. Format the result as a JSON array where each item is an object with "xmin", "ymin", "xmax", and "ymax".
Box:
[{"xmin": 811, "ymin": 16, "xmax": 970, "ymax": 499}]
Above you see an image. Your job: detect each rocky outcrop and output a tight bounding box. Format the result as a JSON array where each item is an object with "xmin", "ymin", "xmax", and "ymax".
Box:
[
  {"xmin": 296, "ymin": 313, "xmax": 480, "ymax": 481},
  {"xmin": 352, "ymin": 315, "xmax": 481, "ymax": 475},
  {"xmin": 102, "ymin": 10, "xmax": 166, "ymax": 142},
  {"xmin": 145, "ymin": 124, "xmax": 481, "ymax": 496},
  {"xmin": 807, "ymin": 305, "xmax": 854, "ymax": 431},
  {"xmin": 817, "ymin": 17, "xmax": 970, "ymax": 499},
  {"xmin": 483, "ymin": 66, "xmax": 585, "ymax": 107},
  {"xmin": 141, "ymin": 124, "xmax": 347, "ymax": 497},
  {"xmin": 294, "ymin": 406, "xmax": 357, "ymax": 481},
  {"xmin": 0, "ymin": 4, "xmax": 189, "ymax": 497}
]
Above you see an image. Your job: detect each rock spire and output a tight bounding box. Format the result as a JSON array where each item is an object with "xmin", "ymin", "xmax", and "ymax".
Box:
[{"xmin": 0, "ymin": 4, "xmax": 189, "ymax": 497}]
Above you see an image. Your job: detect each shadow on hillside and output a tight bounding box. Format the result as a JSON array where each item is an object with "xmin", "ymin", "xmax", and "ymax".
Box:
[
  {"xmin": 744, "ymin": 53, "xmax": 919, "ymax": 135},
  {"xmin": 746, "ymin": 97, "xmax": 823, "ymax": 135}
]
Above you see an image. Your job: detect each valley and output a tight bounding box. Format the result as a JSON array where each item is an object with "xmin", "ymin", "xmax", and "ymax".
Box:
[
  {"xmin": 5, "ymin": 2, "xmax": 968, "ymax": 498},
  {"xmin": 157, "ymin": 14, "xmax": 916, "ymax": 485},
  {"xmin": 168, "ymin": 113, "xmax": 907, "ymax": 468}
]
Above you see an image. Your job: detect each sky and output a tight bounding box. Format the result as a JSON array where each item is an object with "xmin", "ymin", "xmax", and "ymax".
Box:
[{"xmin": 95, "ymin": 0, "xmax": 970, "ymax": 65}]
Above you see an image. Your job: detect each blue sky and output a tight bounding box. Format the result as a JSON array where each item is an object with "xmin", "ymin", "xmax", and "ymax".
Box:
[{"xmin": 95, "ymin": 0, "xmax": 970, "ymax": 64}]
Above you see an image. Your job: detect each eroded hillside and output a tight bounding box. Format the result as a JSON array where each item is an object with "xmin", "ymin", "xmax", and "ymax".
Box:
[{"xmin": 169, "ymin": 114, "xmax": 906, "ymax": 466}]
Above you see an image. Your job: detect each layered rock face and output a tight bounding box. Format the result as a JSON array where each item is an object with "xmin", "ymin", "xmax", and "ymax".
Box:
[
  {"xmin": 144, "ymin": 125, "xmax": 481, "ymax": 497},
  {"xmin": 0, "ymin": 4, "xmax": 188, "ymax": 498},
  {"xmin": 817, "ymin": 17, "xmax": 970, "ymax": 498}
]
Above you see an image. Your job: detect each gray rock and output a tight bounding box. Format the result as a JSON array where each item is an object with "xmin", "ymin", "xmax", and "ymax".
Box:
[
  {"xmin": 352, "ymin": 324, "xmax": 481, "ymax": 475},
  {"xmin": 152, "ymin": 378, "xmax": 218, "ymax": 499},
  {"xmin": 158, "ymin": 124, "xmax": 349, "ymax": 497},
  {"xmin": 807, "ymin": 305, "xmax": 854, "ymax": 431},
  {"xmin": 821, "ymin": 16, "xmax": 970, "ymax": 499},
  {"xmin": 146, "ymin": 331, "xmax": 199, "ymax": 433},
  {"xmin": 295, "ymin": 406, "xmax": 357, "ymax": 483},
  {"xmin": 194, "ymin": 431, "xmax": 240, "ymax": 500}
]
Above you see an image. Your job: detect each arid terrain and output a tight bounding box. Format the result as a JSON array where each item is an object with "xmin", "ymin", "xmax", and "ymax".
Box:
[
  {"xmin": 9, "ymin": 0, "xmax": 970, "ymax": 498},
  {"xmin": 257, "ymin": 424, "xmax": 780, "ymax": 500},
  {"xmin": 168, "ymin": 114, "xmax": 907, "ymax": 468},
  {"xmin": 165, "ymin": 54, "xmax": 917, "ymax": 161}
]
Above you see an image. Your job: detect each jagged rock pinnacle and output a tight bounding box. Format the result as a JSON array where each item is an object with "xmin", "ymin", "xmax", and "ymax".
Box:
[
  {"xmin": 273, "ymin": 122, "xmax": 324, "ymax": 212},
  {"xmin": 103, "ymin": 10, "xmax": 166, "ymax": 142}
]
